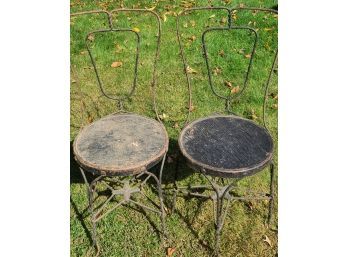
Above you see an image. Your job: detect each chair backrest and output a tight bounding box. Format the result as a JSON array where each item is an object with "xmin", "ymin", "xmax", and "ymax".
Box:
[
  {"xmin": 71, "ymin": 9, "xmax": 162, "ymax": 120},
  {"xmin": 176, "ymin": 7, "xmax": 278, "ymax": 130}
]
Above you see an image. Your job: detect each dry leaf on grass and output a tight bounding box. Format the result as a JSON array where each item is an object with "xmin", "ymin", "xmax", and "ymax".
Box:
[
  {"xmin": 159, "ymin": 113, "xmax": 168, "ymax": 120},
  {"xmin": 167, "ymin": 247, "xmax": 176, "ymax": 257},
  {"xmin": 188, "ymin": 35, "xmax": 196, "ymax": 42},
  {"xmin": 220, "ymin": 17, "xmax": 228, "ymax": 25},
  {"xmin": 263, "ymin": 235, "xmax": 272, "ymax": 247},
  {"xmin": 245, "ymin": 54, "xmax": 251, "ymax": 58},
  {"xmin": 218, "ymin": 49, "xmax": 225, "ymax": 57},
  {"xmin": 87, "ymin": 34, "xmax": 94, "ymax": 41},
  {"xmin": 132, "ymin": 27, "xmax": 140, "ymax": 33},
  {"xmin": 231, "ymin": 85, "xmax": 240, "ymax": 94},
  {"xmin": 212, "ymin": 67, "xmax": 222, "ymax": 75},
  {"xmin": 162, "ymin": 14, "xmax": 168, "ymax": 22},
  {"xmin": 111, "ymin": 61, "xmax": 123, "ymax": 68},
  {"xmin": 224, "ymin": 81, "xmax": 232, "ymax": 89},
  {"xmin": 186, "ymin": 66, "xmax": 197, "ymax": 74}
]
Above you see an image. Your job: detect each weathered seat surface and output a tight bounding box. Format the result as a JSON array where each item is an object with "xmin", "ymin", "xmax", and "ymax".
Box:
[
  {"xmin": 179, "ymin": 115, "xmax": 273, "ymax": 178},
  {"xmin": 74, "ymin": 113, "xmax": 168, "ymax": 175}
]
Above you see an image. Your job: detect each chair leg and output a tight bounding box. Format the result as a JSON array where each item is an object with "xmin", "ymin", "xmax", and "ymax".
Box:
[
  {"xmin": 158, "ymin": 154, "xmax": 167, "ymax": 241},
  {"xmin": 79, "ymin": 168, "xmax": 100, "ymax": 255},
  {"xmin": 267, "ymin": 162, "xmax": 275, "ymax": 226},
  {"xmin": 214, "ymin": 197, "xmax": 223, "ymax": 257}
]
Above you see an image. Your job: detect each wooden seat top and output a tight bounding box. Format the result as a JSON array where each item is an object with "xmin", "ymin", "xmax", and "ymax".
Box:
[
  {"xmin": 74, "ymin": 113, "xmax": 168, "ymax": 175},
  {"xmin": 179, "ymin": 115, "xmax": 273, "ymax": 178}
]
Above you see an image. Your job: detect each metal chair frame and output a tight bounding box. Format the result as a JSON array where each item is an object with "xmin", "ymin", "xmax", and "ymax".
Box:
[
  {"xmin": 71, "ymin": 9, "xmax": 166, "ymax": 255},
  {"xmin": 174, "ymin": 7, "xmax": 278, "ymax": 256}
]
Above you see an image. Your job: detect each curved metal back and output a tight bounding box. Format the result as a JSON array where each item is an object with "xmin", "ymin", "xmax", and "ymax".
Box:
[
  {"xmin": 70, "ymin": 9, "xmax": 162, "ymax": 120},
  {"xmin": 176, "ymin": 7, "xmax": 278, "ymax": 130}
]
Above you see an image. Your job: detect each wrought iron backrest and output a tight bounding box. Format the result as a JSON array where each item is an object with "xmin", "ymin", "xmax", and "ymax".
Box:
[
  {"xmin": 71, "ymin": 9, "xmax": 162, "ymax": 120},
  {"xmin": 176, "ymin": 7, "xmax": 278, "ymax": 130}
]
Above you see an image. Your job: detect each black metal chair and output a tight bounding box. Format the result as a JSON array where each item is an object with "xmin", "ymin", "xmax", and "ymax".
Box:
[
  {"xmin": 174, "ymin": 7, "xmax": 278, "ymax": 256},
  {"xmin": 71, "ymin": 9, "xmax": 167, "ymax": 255}
]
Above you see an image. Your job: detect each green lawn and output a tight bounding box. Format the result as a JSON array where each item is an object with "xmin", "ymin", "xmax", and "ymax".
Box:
[{"xmin": 70, "ymin": 1, "xmax": 278, "ymax": 256}]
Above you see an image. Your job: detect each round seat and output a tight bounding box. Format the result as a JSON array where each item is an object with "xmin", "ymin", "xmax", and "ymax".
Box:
[
  {"xmin": 74, "ymin": 113, "xmax": 168, "ymax": 176},
  {"xmin": 178, "ymin": 115, "xmax": 273, "ymax": 178}
]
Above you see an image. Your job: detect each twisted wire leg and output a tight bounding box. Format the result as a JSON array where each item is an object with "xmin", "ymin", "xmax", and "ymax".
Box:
[
  {"xmin": 157, "ymin": 154, "xmax": 167, "ymax": 241},
  {"xmin": 79, "ymin": 168, "xmax": 101, "ymax": 256},
  {"xmin": 267, "ymin": 162, "xmax": 275, "ymax": 226}
]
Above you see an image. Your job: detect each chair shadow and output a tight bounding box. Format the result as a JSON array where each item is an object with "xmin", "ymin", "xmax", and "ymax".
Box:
[
  {"xmin": 70, "ymin": 137, "xmax": 199, "ymax": 249},
  {"xmin": 173, "ymin": 198, "xmax": 215, "ymax": 254}
]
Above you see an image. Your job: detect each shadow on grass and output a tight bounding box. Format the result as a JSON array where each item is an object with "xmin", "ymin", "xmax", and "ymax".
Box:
[{"xmin": 70, "ymin": 137, "xmax": 196, "ymax": 248}]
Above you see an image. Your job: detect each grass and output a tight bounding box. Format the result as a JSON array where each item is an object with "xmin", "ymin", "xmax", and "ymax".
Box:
[{"xmin": 70, "ymin": 1, "xmax": 278, "ymax": 256}]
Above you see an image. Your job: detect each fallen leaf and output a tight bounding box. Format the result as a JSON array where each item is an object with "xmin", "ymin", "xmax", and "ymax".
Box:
[
  {"xmin": 220, "ymin": 17, "xmax": 228, "ymax": 25},
  {"xmin": 245, "ymin": 54, "xmax": 251, "ymax": 58},
  {"xmin": 231, "ymin": 85, "xmax": 240, "ymax": 94},
  {"xmin": 188, "ymin": 35, "xmax": 196, "ymax": 42},
  {"xmin": 71, "ymin": 79, "xmax": 76, "ymax": 83},
  {"xmin": 183, "ymin": 22, "xmax": 188, "ymax": 28},
  {"xmin": 239, "ymin": 3, "xmax": 245, "ymax": 7},
  {"xmin": 87, "ymin": 115, "xmax": 94, "ymax": 124},
  {"xmin": 87, "ymin": 34, "xmax": 94, "ymax": 41},
  {"xmin": 162, "ymin": 14, "xmax": 168, "ymax": 22},
  {"xmin": 180, "ymin": 0, "xmax": 194, "ymax": 8},
  {"xmin": 186, "ymin": 66, "xmax": 197, "ymax": 74},
  {"xmin": 232, "ymin": 10, "xmax": 238, "ymax": 20},
  {"xmin": 237, "ymin": 48, "xmax": 245, "ymax": 54},
  {"xmin": 209, "ymin": 14, "xmax": 216, "ymax": 19},
  {"xmin": 173, "ymin": 122, "xmax": 180, "ymax": 129},
  {"xmin": 188, "ymin": 104, "xmax": 195, "ymax": 112},
  {"xmin": 224, "ymin": 0, "xmax": 232, "ymax": 3},
  {"xmin": 251, "ymin": 109, "xmax": 258, "ymax": 120},
  {"xmin": 159, "ymin": 113, "xmax": 168, "ymax": 120},
  {"xmin": 167, "ymin": 247, "xmax": 176, "ymax": 257},
  {"xmin": 218, "ymin": 49, "xmax": 225, "ymax": 57},
  {"xmin": 224, "ymin": 81, "xmax": 232, "ymax": 89},
  {"xmin": 264, "ymin": 28, "xmax": 273, "ymax": 32},
  {"xmin": 269, "ymin": 92, "xmax": 278, "ymax": 99},
  {"xmin": 80, "ymin": 51, "xmax": 87, "ymax": 55},
  {"xmin": 111, "ymin": 61, "xmax": 123, "ymax": 68},
  {"xmin": 272, "ymin": 104, "xmax": 278, "ymax": 109},
  {"xmin": 212, "ymin": 67, "xmax": 222, "ymax": 75},
  {"xmin": 132, "ymin": 27, "xmax": 140, "ymax": 33},
  {"xmin": 263, "ymin": 235, "xmax": 272, "ymax": 247},
  {"xmin": 189, "ymin": 20, "xmax": 196, "ymax": 27}
]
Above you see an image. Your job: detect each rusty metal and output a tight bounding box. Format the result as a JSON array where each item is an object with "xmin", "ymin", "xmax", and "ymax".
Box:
[
  {"xmin": 175, "ymin": 7, "xmax": 278, "ymax": 256},
  {"xmin": 71, "ymin": 9, "xmax": 166, "ymax": 255}
]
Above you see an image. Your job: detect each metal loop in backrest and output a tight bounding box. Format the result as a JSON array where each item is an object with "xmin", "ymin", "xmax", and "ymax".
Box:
[
  {"xmin": 176, "ymin": 7, "xmax": 278, "ymax": 129},
  {"xmin": 85, "ymin": 28, "xmax": 140, "ymax": 105},
  {"xmin": 70, "ymin": 10, "xmax": 113, "ymax": 29},
  {"xmin": 110, "ymin": 9, "xmax": 162, "ymax": 121},
  {"xmin": 201, "ymin": 26, "xmax": 258, "ymax": 103},
  {"xmin": 176, "ymin": 7, "xmax": 231, "ymax": 124}
]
